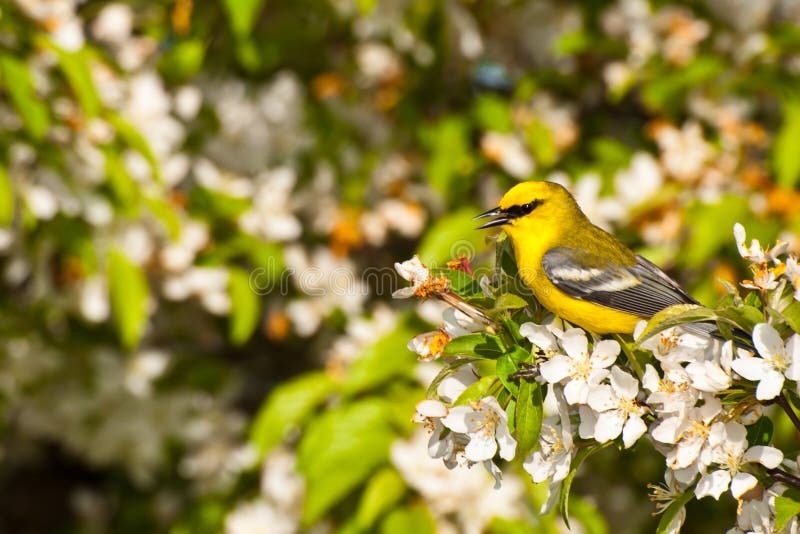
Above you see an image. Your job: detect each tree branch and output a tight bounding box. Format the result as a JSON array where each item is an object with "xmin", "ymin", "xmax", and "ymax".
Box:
[
  {"xmin": 768, "ymin": 468, "xmax": 800, "ymax": 490},
  {"xmin": 775, "ymin": 392, "xmax": 800, "ymax": 434}
]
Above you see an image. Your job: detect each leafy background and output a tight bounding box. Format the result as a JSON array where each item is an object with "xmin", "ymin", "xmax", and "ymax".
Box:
[{"xmin": 1, "ymin": 0, "xmax": 800, "ymax": 532}]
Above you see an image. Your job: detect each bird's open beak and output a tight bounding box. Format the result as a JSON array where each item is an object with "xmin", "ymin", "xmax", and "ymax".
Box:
[{"xmin": 474, "ymin": 207, "xmax": 508, "ymax": 229}]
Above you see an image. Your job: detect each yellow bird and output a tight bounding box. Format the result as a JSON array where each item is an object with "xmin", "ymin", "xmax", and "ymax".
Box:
[{"xmin": 475, "ymin": 181, "xmax": 699, "ymax": 335}]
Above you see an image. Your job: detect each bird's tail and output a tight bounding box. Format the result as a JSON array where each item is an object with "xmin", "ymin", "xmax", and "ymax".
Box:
[{"xmin": 682, "ymin": 321, "xmax": 754, "ymax": 351}]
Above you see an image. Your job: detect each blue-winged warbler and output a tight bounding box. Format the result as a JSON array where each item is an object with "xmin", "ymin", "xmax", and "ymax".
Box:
[{"xmin": 476, "ymin": 181, "xmax": 699, "ymax": 335}]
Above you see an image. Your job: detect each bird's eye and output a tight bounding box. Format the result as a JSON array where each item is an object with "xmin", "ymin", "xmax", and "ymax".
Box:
[{"xmin": 520, "ymin": 201, "xmax": 539, "ymax": 215}]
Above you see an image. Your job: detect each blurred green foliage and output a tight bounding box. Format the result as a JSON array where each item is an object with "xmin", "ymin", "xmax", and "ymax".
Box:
[{"xmin": 1, "ymin": 0, "xmax": 800, "ymax": 532}]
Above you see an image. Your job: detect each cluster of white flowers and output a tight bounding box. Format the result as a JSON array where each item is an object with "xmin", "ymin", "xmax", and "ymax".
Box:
[{"xmin": 400, "ymin": 222, "xmax": 800, "ymax": 532}]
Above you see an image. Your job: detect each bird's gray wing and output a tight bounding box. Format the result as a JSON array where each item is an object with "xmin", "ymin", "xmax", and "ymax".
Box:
[{"xmin": 541, "ymin": 246, "xmax": 698, "ymax": 318}]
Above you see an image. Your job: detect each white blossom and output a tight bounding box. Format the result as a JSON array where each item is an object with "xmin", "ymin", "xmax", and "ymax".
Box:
[
  {"xmin": 652, "ymin": 395, "xmax": 721, "ymax": 472},
  {"xmin": 393, "ymin": 255, "xmax": 431, "ymax": 298},
  {"xmin": 587, "ymin": 366, "xmax": 648, "ymax": 448},
  {"xmin": 523, "ymin": 416, "xmax": 573, "ymax": 483},
  {"xmin": 441, "ymin": 396, "xmax": 517, "ymax": 463},
  {"xmin": 695, "ymin": 421, "xmax": 782, "ymax": 500},
  {"xmin": 733, "ymin": 223, "xmax": 788, "ymax": 265},
  {"xmin": 731, "ymin": 323, "xmax": 800, "ymax": 401},
  {"xmin": 539, "ymin": 329, "xmax": 619, "ymax": 405}
]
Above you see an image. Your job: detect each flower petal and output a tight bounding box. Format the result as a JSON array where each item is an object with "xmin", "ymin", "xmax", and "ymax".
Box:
[
  {"xmin": 730, "ymin": 357, "xmax": 771, "ymax": 382},
  {"xmin": 520, "ymin": 323, "xmax": 558, "ymax": 352},
  {"xmin": 755, "ymin": 370, "xmax": 784, "ymax": 401},
  {"xmin": 495, "ymin": 421, "xmax": 518, "ymax": 461},
  {"xmin": 552, "ymin": 452, "xmax": 571, "ymax": 482},
  {"xmin": 523, "ymin": 451, "xmax": 553, "ymax": 483},
  {"xmin": 561, "ymin": 329, "xmax": 589, "ymax": 360},
  {"xmin": 610, "ymin": 366, "xmax": 639, "ymax": 399},
  {"xmin": 593, "ymin": 410, "xmax": 625, "ymax": 443},
  {"xmin": 564, "ymin": 378, "xmax": 589, "ymax": 405},
  {"xmin": 392, "ymin": 287, "xmax": 416, "ymax": 299},
  {"xmin": 464, "ymin": 431, "xmax": 498, "ymax": 462},
  {"xmin": 742, "ymin": 445, "xmax": 783, "ymax": 469},
  {"xmin": 587, "ymin": 384, "xmax": 616, "ymax": 412},
  {"xmin": 483, "ymin": 460, "xmax": 503, "ymax": 489},
  {"xmin": 730, "ymin": 472, "xmax": 758, "ymax": 499},
  {"xmin": 578, "ymin": 405, "xmax": 596, "ymax": 440},
  {"xmin": 785, "ymin": 334, "xmax": 800, "ymax": 381},
  {"xmin": 428, "ymin": 426, "xmax": 453, "ymax": 458},
  {"xmin": 642, "ymin": 364, "xmax": 660, "ymax": 392},
  {"xmin": 622, "ymin": 415, "xmax": 647, "ymax": 448},
  {"xmin": 441, "ymin": 406, "xmax": 470, "ymax": 433},
  {"xmin": 437, "ymin": 365, "xmax": 478, "ymax": 403},
  {"xmin": 753, "ymin": 323, "xmax": 785, "ymax": 360},
  {"xmin": 415, "ymin": 399, "xmax": 448, "ymax": 418},
  {"xmin": 592, "ymin": 339, "xmax": 620, "ymax": 367},
  {"xmin": 733, "ymin": 223, "xmax": 746, "ymax": 248},
  {"xmin": 695, "ymin": 470, "xmax": 731, "ymax": 500},
  {"xmin": 652, "ymin": 417, "xmax": 683, "ymax": 444},
  {"xmin": 540, "ymin": 356, "xmax": 572, "ymax": 384}
]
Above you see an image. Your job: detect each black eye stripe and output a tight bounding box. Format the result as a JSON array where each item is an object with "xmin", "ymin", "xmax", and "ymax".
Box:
[{"xmin": 506, "ymin": 200, "xmax": 541, "ymax": 219}]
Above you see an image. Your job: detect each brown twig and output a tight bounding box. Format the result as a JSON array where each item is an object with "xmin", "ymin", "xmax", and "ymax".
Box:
[
  {"xmin": 775, "ymin": 392, "xmax": 800, "ymax": 434},
  {"xmin": 768, "ymin": 468, "xmax": 800, "ymax": 490}
]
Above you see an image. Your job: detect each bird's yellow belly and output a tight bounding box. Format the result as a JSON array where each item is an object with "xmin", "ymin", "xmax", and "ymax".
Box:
[{"xmin": 520, "ymin": 268, "xmax": 643, "ymax": 335}]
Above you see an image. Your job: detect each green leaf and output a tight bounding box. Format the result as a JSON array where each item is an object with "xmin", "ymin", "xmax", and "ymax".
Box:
[
  {"xmin": 249, "ymin": 371, "xmax": 335, "ymax": 457},
  {"xmin": 221, "ymin": 0, "xmax": 266, "ymax": 39},
  {"xmin": 496, "ymin": 353, "xmax": 519, "ymax": 396},
  {"xmin": 443, "ymin": 269, "xmax": 484, "ymax": 298},
  {"xmin": 443, "ymin": 333, "xmax": 505, "ymax": 359},
  {"xmin": 422, "ymin": 116, "xmax": 473, "ymax": 201},
  {"xmin": 745, "ymin": 290, "xmax": 763, "ymax": 308},
  {"xmin": 454, "ymin": 375, "xmax": 498, "ymax": 405},
  {"xmin": 746, "ymin": 416, "xmax": 774, "ymax": 446},
  {"xmin": 524, "ymin": 119, "xmax": 556, "ymax": 168},
  {"xmin": 55, "ymin": 48, "xmax": 101, "ymax": 117},
  {"xmin": 641, "ymin": 56, "xmax": 724, "ymax": 114},
  {"xmin": 380, "ymin": 505, "xmax": 436, "ymax": 534},
  {"xmin": 144, "ymin": 195, "xmax": 181, "ymax": 239},
  {"xmin": 554, "ymin": 30, "xmax": 593, "ymax": 56},
  {"xmin": 0, "ymin": 166, "xmax": 13, "ymax": 226},
  {"xmin": 680, "ymin": 195, "xmax": 749, "ymax": 267},
  {"xmin": 108, "ymin": 251, "xmax": 150, "ymax": 349},
  {"xmin": 716, "ymin": 304, "xmax": 763, "ymax": 333},
  {"xmin": 298, "ymin": 400, "xmax": 394, "ymax": 525},
  {"xmin": 494, "ymin": 293, "xmax": 529, "ymax": 311},
  {"xmin": 0, "ymin": 54, "xmax": 50, "ymax": 140},
  {"xmin": 636, "ymin": 304, "xmax": 716, "ymax": 345},
  {"xmin": 343, "ymin": 318, "xmax": 419, "ymax": 394},
  {"xmin": 775, "ymin": 489, "xmax": 800, "ymax": 531},
  {"xmin": 105, "ymin": 150, "xmax": 139, "ymax": 208},
  {"xmin": 355, "ymin": 468, "xmax": 407, "ymax": 530},
  {"xmin": 559, "ymin": 444, "xmax": 610, "ymax": 529},
  {"xmin": 782, "ymin": 300, "xmax": 800, "ymax": 334},
  {"xmin": 356, "ymin": 0, "xmax": 377, "ymax": 14},
  {"xmin": 774, "ymin": 99, "xmax": 800, "ymax": 188},
  {"xmin": 416, "ymin": 207, "xmax": 485, "ymax": 267},
  {"xmin": 228, "ymin": 267, "xmax": 260, "ymax": 345},
  {"xmin": 107, "ymin": 113, "xmax": 161, "ymax": 181},
  {"xmin": 158, "ymin": 39, "xmax": 206, "ymax": 83},
  {"xmin": 655, "ymin": 489, "xmax": 694, "ymax": 534},
  {"xmin": 514, "ymin": 380, "xmax": 543, "ymax": 457},
  {"xmin": 472, "ymin": 95, "xmax": 513, "ymax": 132}
]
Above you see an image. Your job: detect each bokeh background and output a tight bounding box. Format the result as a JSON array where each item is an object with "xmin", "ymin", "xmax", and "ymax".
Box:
[{"xmin": 2, "ymin": 0, "xmax": 800, "ymax": 532}]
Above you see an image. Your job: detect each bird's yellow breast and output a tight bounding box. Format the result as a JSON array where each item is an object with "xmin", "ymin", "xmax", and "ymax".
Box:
[{"xmin": 507, "ymin": 225, "xmax": 643, "ymax": 335}]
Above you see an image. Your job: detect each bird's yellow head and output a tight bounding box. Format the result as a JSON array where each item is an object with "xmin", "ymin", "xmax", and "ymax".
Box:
[{"xmin": 474, "ymin": 181, "xmax": 583, "ymax": 238}]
